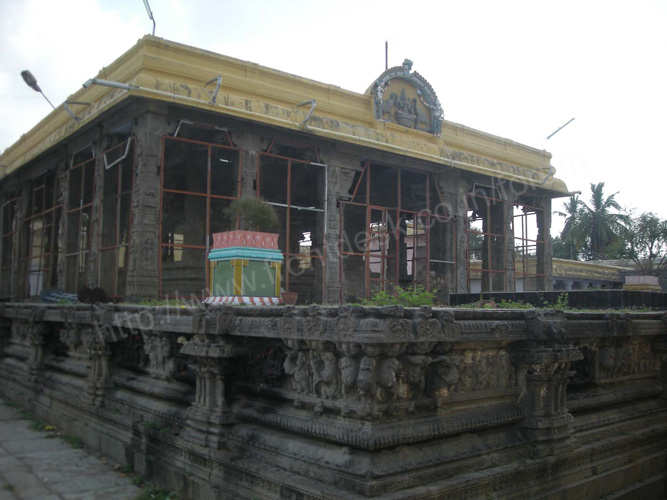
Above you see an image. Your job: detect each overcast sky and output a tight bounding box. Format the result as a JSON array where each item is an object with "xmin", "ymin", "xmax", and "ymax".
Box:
[{"xmin": 1, "ymin": 0, "xmax": 666, "ymax": 235}]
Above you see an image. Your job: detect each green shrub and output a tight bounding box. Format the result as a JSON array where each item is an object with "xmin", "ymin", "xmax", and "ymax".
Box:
[
  {"xmin": 224, "ymin": 197, "xmax": 278, "ymax": 232},
  {"xmin": 496, "ymin": 299, "xmax": 532, "ymax": 309},
  {"xmin": 364, "ymin": 285, "xmax": 436, "ymax": 307}
]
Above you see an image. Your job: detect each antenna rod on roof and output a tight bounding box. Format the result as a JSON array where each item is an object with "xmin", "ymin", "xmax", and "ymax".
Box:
[
  {"xmin": 142, "ymin": 0, "xmax": 156, "ymax": 36},
  {"xmin": 546, "ymin": 117, "xmax": 575, "ymax": 140},
  {"xmin": 385, "ymin": 40, "xmax": 388, "ymax": 71}
]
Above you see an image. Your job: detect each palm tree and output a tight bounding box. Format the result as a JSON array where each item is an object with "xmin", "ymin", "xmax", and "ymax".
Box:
[
  {"xmin": 576, "ymin": 182, "xmax": 628, "ymax": 260},
  {"xmin": 556, "ymin": 194, "xmax": 584, "ymax": 260},
  {"xmin": 555, "ymin": 195, "xmax": 582, "ymax": 260}
]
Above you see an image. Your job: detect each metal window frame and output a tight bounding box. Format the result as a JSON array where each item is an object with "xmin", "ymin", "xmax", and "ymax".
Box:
[
  {"xmin": 65, "ymin": 153, "xmax": 96, "ymax": 292},
  {"xmin": 339, "ymin": 161, "xmax": 455, "ymax": 301},
  {"xmin": 21, "ymin": 173, "xmax": 61, "ymax": 297},
  {"xmin": 0, "ymin": 196, "xmax": 19, "ymax": 297},
  {"xmin": 98, "ymin": 139, "xmax": 136, "ymax": 299},
  {"xmin": 257, "ymin": 151, "xmax": 327, "ymax": 300},
  {"xmin": 159, "ymin": 135, "xmax": 243, "ymax": 298},
  {"xmin": 465, "ymin": 190, "xmax": 507, "ymax": 292},
  {"xmin": 512, "ymin": 201, "xmax": 546, "ymax": 289}
]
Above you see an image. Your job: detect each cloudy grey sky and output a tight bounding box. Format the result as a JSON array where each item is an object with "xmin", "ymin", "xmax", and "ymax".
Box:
[{"xmin": 1, "ymin": 0, "xmax": 666, "ymax": 235}]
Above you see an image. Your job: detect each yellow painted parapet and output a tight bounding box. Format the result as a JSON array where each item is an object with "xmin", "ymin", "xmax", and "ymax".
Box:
[
  {"xmin": 551, "ymin": 258, "xmax": 632, "ymax": 281},
  {"xmin": 469, "ymin": 258, "xmax": 632, "ymax": 282},
  {"xmin": 0, "ymin": 36, "xmax": 569, "ymax": 194}
]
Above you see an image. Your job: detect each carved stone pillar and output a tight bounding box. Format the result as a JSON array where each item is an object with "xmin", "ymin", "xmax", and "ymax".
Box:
[
  {"xmin": 535, "ymin": 198, "xmax": 553, "ymax": 291},
  {"xmin": 126, "ymin": 103, "xmax": 170, "ymax": 297},
  {"xmin": 654, "ymin": 333, "xmax": 667, "ymax": 400},
  {"xmin": 27, "ymin": 322, "xmax": 51, "ymax": 383},
  {"xmin": 0, "ymin": 309, "xmax": 10, "ymax": 356},
  {"xmin": 181, "ymin": 308, "xmax": 246, "ymax": 449},
  {"xmin": 512, "ymin": 342, "xmax": 582, "ymax": 456},
  {"xmin": 60, "ymin": 323, "xmax": 115, "ymax": 407},
  {"xmin": 85, "ymin": 335, "xmax": 113, "ymax": 407}
]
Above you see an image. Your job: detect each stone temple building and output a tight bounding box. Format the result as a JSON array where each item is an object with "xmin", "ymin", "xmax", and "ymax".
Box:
[
  {"xmin": 0, "ymin": 36, "xmax": 571, "ymax": 303},
  {"xmin": 1, "ymin": 37, "xmax": 666, "ymax": 500}
]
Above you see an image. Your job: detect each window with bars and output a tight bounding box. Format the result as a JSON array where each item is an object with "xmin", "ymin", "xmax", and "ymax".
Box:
[
  {"xmin": 466, "ymin": 187, "xmax": 507, "ymax": 293},
  {"xmin": 22, "ymin": 172, "xmax": 61, "ymax": 297},
  {"xmin": 340, "ymin": 161, "xmax": 455, "ymax": 302},
  {"xmin": 513, "ymin": 201, "xmax": 546, "ymax": 291},
  {"xmin": 257, "ymin": 147, "xmax": 326, "ymax": 303},
  {"xmin": 160, "ymin": 135, "xmax": 241, "ymax": 297},
  {"xmin": 65, "ymin": 148, "xmax": 95, "ymax": 293},
  {"xmin": 98, "ymin": 139, "xmax": 134, "ymax": 299},
  {"xmin": 1, "ymin": 195, "xmax": 18, "ymax": 298}
]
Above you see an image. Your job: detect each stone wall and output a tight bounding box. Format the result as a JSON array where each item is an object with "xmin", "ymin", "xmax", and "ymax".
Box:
[{"xmin": 0, "ymin": 302, "xmax": 665, "ymax": 499}]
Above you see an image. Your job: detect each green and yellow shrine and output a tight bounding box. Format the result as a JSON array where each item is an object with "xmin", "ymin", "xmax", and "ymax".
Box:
[{"xmin": 206, "ymin": 230, "xmax": 283, "ymax": 305}]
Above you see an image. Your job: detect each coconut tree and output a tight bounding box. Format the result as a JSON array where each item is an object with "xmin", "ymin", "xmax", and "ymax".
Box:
[
  {"xmin": 622, "ymin": 212, "xmax": 667, "ymax": 276},
  {"xmin": 576, "ymin": 182, "xmax": 628, "ymax": 260},
  {"xmin": 555, "ymin": 195, "xmax": 582, "ymax": 260}
]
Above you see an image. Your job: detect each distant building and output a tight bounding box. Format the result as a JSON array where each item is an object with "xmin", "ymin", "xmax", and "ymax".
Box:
[{"xmin": 0, "ymin": 36, "xmax": 571, "ymax": 303}]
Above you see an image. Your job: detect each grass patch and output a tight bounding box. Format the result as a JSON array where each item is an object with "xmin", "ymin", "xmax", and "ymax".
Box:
[
  {"xmin": 133, "ymin": 485, "xmax": 177, "ymax": 500},
  {"xmin": 363, "ymin": 285, "xmax": 436, "ymax": 307},
  {"xmin": 496, "ymin": 299, "xmax": 533, "ymax": 309},
  {"xmin": 28, "ymin": 419, "xmax": 47, "ymax": 431},
  {"xmin": 143, "ymin": 421, "xmax": 172, "ymax": 435},
  {"xmin": 61, "ymin": 434, "xmax": 83, "ymax": 449},
  {"xmin": 2, "ymin": 484, "xmax": 15, "ymax": 492}
]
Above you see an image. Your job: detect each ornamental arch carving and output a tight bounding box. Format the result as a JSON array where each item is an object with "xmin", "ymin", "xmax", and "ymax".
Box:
[{"xmin": 368, "ymin": 59, "xmax": 444, "ymax": 135}]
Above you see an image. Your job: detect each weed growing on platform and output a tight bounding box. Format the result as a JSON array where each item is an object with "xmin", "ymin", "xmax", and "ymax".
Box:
[
  {"xmin": 61, "ymin": 434, "xmax": 83, "ymax": 448},
  {"xmin": 28, "ymin": 418, "xmax": 47, "ymax": 431},
  {"xmin": 144, "ymin": 421, "xmax": 172, "ymax": 435},
  {"xmin": 134, "ymin": 485, "xmax": 177, "ymax": 500},
  {"xmin": 363, "ymin": 285, "xmax": 436, "ymax": 307},
  {"xmin": 496, "ymin": 299, "xmax": 532, "ymax": 309}
]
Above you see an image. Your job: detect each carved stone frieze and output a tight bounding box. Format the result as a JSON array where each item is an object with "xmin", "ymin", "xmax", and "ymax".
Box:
[
  {"xmin": 275, "ymin": 336, "xmax": 516, "ymax": 419},
  {"xmin": 191, "ymin": 306, "xmax": 234, "ymax": 338},
  {"xmin": 1, "ymin": 304, "xmax": 667, "ymax": 498}
]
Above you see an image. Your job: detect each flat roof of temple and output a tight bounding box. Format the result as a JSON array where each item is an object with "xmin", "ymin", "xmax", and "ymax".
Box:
[{"xmin": 0, "ymin": 36, "xmax": 569, "ymax": 195}]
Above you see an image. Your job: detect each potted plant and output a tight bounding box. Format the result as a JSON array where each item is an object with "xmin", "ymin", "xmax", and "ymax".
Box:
[
  {"xmin": 225, "ymin": 197, "xmax": 279, "ymax": 232},
  {"xmin": 207, "ymin": 198, "xmax": 289, "ymax": 305}
]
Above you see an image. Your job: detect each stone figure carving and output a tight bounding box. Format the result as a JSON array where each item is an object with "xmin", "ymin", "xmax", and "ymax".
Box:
[
  {"xmin": 59, "ymin": 326, "xmax": 84, "ymax": 357},
  {"xmin": 310, "ymin": 345, "xmax": 338, "ymax": 399},
  {"xmin": 380, "ymin": 93, "xmax": 396, "ymax": 120},
  {"xmin": 357, "ymin": 356, "xmax": 376, "ymax": 397},
  {"xmin": 379, "ymin": 88, "xmax": 432, "ymax": 131},
  {"xmin": 427, "ymin": 355, "xmax": 461, "ymax": 397},
  {"xmin": 415, "ymin": 103, "xmax": 430, "ymax": 130},
  {"xmin": 377, "ymin": 358, "xmax": 400, "ymax": 388},
  {"xmin": 143, "ymin": 332, "xmax": 177, "ymax": 379},
  {"xmin": 339, "ymin": 356, "xmax": 359, "ymax": 397},
  {"xmin": 284, "ymin": 350, "xmax": 309, "ymax": 393},
  {"xmin": 398, "ymin": 354, "xmax": 431, "ymax": 399}
]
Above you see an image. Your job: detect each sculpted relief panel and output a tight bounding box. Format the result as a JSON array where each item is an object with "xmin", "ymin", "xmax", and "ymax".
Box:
[
  {"xmin": 370, "ymin": 59, "xmax": 444, "ymax": 135},
  {"xmin": 275, "ymin": 339, "xmax": 516, "ymax": 416}
]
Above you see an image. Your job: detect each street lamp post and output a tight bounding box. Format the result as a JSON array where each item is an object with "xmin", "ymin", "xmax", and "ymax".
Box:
[{"xmin": 21, "ymin": 70, "xmax": 56, "ymax": 110}]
